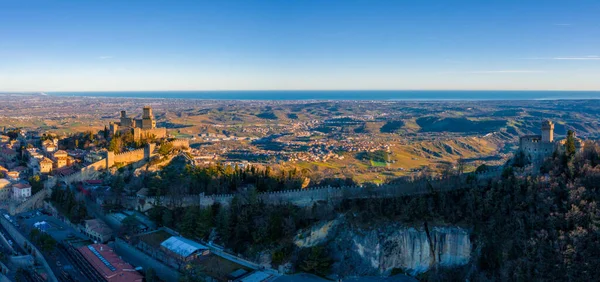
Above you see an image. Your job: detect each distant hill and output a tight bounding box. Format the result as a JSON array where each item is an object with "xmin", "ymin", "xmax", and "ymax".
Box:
[
  {"xmin": 256, "ymin": 111, "xmax": 278, "ymax": 120},
  {"xmin": 416, "ymin": 117, "xmax": 506, "ymax": 133},
  {"xmin": 380, "ymin": 120, "xmax": 405, "ymax": 133}
]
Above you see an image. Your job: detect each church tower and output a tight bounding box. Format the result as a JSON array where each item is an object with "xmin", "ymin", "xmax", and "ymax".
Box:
[{"xmin": 541, "ymin": 120, "xmax": 554, "ymax": 142}]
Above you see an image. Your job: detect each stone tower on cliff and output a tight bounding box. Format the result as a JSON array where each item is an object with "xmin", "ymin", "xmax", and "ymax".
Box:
[{"xmin": 541, "ymin": 120, "xmax": 554, "ymax": 143}]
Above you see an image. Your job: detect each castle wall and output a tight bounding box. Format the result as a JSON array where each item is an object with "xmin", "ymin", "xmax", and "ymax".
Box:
[
  {"xmin": 128, "ymin": 169, "xmax": 501, "ymax": 211},
  {"xmin": 114, "ymin": 148, "xmax": 145, "ymax": 164},
  {"xmin": 520, "ymin": 137, "xmax": 555, "ymax": 161},
  {"xmin": 133, "ymin": 128, "xmax": 167, "ymax": 141},
  {"xmin": 168, "ymin": 139, "xmax": 190, "ymax": 149}
]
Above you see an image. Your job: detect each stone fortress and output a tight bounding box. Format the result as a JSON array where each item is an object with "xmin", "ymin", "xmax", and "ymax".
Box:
[
  {"xmin": 109, "ymin": 106, "xmax": 167, "ymax": 141},
  {"xmin": 519, "ymin": 120, "xmax": 584, "ymax": 161}
]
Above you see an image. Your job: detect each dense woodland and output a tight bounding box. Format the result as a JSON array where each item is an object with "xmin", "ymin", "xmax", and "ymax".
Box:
[
  {"xmin": 143, "ymin": 157, "xmax": 355, "ymax": 197},
  {"xmin": 49, "ymin": 187, "xmax": 88, "ymax": 224}
]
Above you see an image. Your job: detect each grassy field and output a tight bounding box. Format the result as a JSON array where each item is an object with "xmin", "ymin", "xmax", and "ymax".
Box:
[
  {"xmin": 196, "ymin": 254, "xmax": 250, "ymax": 281},
  {"xmin": 370, "ymin": 160, "xmax": 387, "ymax": 167}
]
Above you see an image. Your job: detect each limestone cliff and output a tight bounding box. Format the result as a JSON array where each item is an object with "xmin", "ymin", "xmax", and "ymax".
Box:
[{"xmin": 295, "ymin": 217, "xmax": 471, "ymax": 277}]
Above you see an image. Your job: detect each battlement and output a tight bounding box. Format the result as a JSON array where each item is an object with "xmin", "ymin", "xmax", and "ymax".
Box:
[{"xmin": 126, "ymin": 168, "xmax": 501, "ymax": 212}]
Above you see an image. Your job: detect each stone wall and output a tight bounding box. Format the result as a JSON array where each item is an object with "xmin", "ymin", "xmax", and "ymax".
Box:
[
  {"xmin": 133, "ymin": 127, "xmax": 167, "ymax": 141},
  {"xmin": 44, "ymin": 143, "xmax": 157, "ymax": 189},
  {"xmin": 128, "ymin": 169, "xmax": 501, "ymax": 211},
  {"xmin": 113, "ymin": 148, "xmax": 146, "ymax": 164},
  {"xmin": 10, "ymin": 188, "xmax": 51, "ymax": 215},
  {"xmin": 168, "ymin": 139, "xmax": 190, "ymax": 149},
  {"xmin": 9, "ymin": 255, "xmax": 34, "ymax": 269}
]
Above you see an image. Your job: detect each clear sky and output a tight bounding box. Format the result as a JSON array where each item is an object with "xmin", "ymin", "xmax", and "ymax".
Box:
[{"xmin": 1, "ymin": 0, "xmax": 599, "ymax": 91}]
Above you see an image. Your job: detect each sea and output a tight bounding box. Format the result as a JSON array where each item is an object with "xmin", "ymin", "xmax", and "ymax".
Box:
[{"xmin": 46, "ymin": 90, "xmax": 600, "ymax": 101}]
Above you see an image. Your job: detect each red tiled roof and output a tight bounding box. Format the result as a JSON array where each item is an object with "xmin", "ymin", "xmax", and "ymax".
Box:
[
  {"xmin": 13, "ymin": 183, "xmax": 31, "ymax": 189},
  {"xmin": 0, "ymin": 148, "xmax": 16, "ymax": 155},
  {"xmin": 12, "ymin": 166, "xmax": 26, "ymax": 172},
  {"xmin": 77, "ymin": 244, "xmax": 143, "ymax": 282},
  {"xmin": 85, "ymin": 219, "xmax": 113, "ymax": 237}
]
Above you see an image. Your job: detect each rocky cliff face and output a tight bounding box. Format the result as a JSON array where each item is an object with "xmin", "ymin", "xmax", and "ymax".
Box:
[{"xmin": 295, "ymin": 217, "xmax": 471, "ymax": 276}]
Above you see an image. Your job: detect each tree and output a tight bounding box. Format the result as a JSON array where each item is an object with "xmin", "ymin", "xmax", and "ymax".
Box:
[
  {"xmin": 119, "ymin": 215, "xmax": 139, "ymax": 238},
  {"xmin": 299, "ymin": 246, "xmax": 332, "ymax": 277},
  {"xmin": 108, "ymin": 137, "xmax": 123, "ymax": 153},
  {"xmin": 475, "ymin": 164, "xmax": 489, "ymax": 173},
  {"xmin": 565, "ymin": 130, "xmax": 576, "ymax": 156},
  {"xmin": 29, "ymin": 175, "xmax": 43, "ymax": 194},
  {"xmin": 162, "ymin": 209, "xmax": 174, "ymax": 227},
  {"xmin": 145, "ymin": 268, "xmax": 158, "ymax": 282},
  {"xmin": 158, "ymin": 142, "xmax": 174, "ymax": 156}
]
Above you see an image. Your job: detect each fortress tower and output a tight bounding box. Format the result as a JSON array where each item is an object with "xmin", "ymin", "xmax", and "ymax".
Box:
[
  {"xmin": 140, "ymin": 106, "xmax": 156, "ymax": 129},
  {"xmin": 110, "ymin": 106, "xmax": 166, "ymax": 141},
  {"xmin": 541, "ymin": 120, "xmax": 554, "ymax": 142},
  {"xmin": 119, "ymin": 110, "xmax": 133, "ymax": 128},
  {"xmin": 143, "ymin": 106, "xmax": 152, "ymax": 119}
]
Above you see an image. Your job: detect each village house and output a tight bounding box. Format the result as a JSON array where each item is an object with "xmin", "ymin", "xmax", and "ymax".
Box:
[
  {"xmin": 0, "ymin": 148, "xmax": 17, "ymax": 161},
  {"xmin": 0, "ymin": 165, "xmax": 7, "ymax": 177},
  {"xmin": 81, "ymin": 219, "xmax": 113, "ymax": 243},
  {"xmin": 39, "ymin": 157, "xmax": 54, "ymax": 174},
  {"xmin": 6, "ymin": 170, "xmax": 21, "ymax": 181},
  {"xmin": 85, "ymin": 150, "xmax": 106, "ymax": 164},
  {"xmin": 12, "ymin": 182, "xmax": 32, "ymax": 200}
]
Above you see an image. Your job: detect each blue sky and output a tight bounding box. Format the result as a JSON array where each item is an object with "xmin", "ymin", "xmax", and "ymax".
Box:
[{"xmin": 1, "ymin": 0, "xmax": 599, "ymax": 91}]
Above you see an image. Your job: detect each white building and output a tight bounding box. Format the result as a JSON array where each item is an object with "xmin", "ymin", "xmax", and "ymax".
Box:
[{"xmin": 12, "ymin": 183, "xmax": 32, "ymax": 200}]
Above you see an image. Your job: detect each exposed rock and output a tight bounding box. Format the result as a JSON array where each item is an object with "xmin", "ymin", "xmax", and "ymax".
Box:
[{"xmin": 295, "ymin": 217, "xmax": 471, "ymax": 277}]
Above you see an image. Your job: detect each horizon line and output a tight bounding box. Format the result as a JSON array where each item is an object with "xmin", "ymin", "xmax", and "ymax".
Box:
[{"xmin": 2, "ymin": 89, "xmax": 600, "ymax": 93}]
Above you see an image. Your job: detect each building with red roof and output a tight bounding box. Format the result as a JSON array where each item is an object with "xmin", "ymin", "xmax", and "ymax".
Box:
[{"xmin": 77, "ymin": 244, "xmax": 143, "ymax": 282}]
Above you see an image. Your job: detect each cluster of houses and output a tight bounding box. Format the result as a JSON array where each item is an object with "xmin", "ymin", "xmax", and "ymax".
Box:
[
  {"xmin": 0, "ymin": 134, "xmax": 32, "ymax": 202},
  {"xmin": 0, "ymin": 129, "xmax": 110, "ymax": 204}
]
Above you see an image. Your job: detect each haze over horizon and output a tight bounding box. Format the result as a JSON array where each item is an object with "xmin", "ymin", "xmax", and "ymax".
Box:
[{"xmin": 1, "ymin": 0, "xmax": 600, "ymax": 92}]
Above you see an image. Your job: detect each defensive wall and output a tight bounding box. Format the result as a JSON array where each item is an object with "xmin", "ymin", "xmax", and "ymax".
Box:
[
  {"xmin": 128, "ymin": 168, "xmax": 502, "ymax": 211},
  {"xmin": 10, "ymin": 188, "xmax": 51, "ymax": 215},
  {"xmin": 43, "ymin": 143, "xmax": 160, "ymax": 189},
  {"xmin": 169, "ymin": 138, "xmax": 190, "ymax": 149},
  {"xmin": 133, "ymin": 127, "xmax": 167, "ymax": 141}
]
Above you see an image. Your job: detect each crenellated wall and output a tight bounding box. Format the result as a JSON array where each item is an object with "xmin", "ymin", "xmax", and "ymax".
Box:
[
  {"xmin": 168, "ymin": 139, "xmax": 190, "ymax": 149},
  {"xmin": 44, "ymin": 143, "xmax": 158, "ymax": 190},
  {"xmin": 113, "ymin": 148, "xmax": 145, "ymax": 163},
  {"xmin": 133, "ymin": 127, "xmax": 167, "ymax": 141},
  {"xmin": 126, "ymin": 168, "xmax": 502, "ymax": 211}
]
